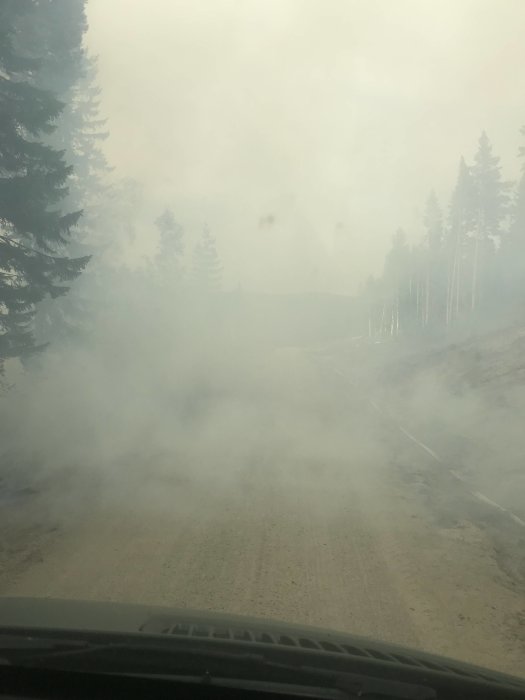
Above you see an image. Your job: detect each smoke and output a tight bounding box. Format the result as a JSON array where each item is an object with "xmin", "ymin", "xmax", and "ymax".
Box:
[
  {"xmin": 0, "ymin": 270, "xmax": 364, "ymax": 515},
  {"xmin": 86, "ymin": 0, "xmax": 525, "ymax": 294},
  {"xmin": 3, "ymin": 0, "xmax": 524, "ymax": 494},
  {"xmin": 364, "ymin": 329, "xmax": 525, "ymax": 515},
  {"xmin": 3, "ymin": 4, "xmax": 525, "ymax": 680}
]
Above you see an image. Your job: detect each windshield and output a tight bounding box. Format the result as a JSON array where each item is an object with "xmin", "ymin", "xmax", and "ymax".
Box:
[{"xmin": 0, "ymin": 0, "xmax": 524, "ymax": 682}]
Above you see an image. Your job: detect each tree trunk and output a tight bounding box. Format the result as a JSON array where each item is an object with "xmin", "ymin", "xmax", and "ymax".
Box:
[
  {"xmin": 446, "ymin": 259, "xmax": 453, "ymax": 326},
  {"xmin": 471, "ymin": 211, "xmax": 482, "ymax": 315},
  {"xmin": 455, "ymin": 243, "xmax": 461, "ymax": 319},
  {"xmin": 471, "ymin": 236, "xmax": 478, "ymax": 313},
  {"xmin": 425, "ymin": 266, "xmax": 430, "ymax": 327}
]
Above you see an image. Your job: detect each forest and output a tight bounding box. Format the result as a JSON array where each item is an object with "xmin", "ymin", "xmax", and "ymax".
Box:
[
  {"xmin": 0, "ymin": 0, "xmax": 224, "ymax": 380},
  {"xmin": 2, "ymin": 0, "xmax": 525, "ymax": 383},
  {"xmin": 365, "ymin": 130, "xmax": 525, "ymax": 340}
]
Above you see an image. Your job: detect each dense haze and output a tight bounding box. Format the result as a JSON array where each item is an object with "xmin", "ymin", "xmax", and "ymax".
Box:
[
  {"xmin": 0, "ymin": 0, "xmax": 524, "ymax": 520},
  {"xmin": 87, "ymin": 0, "xmax": 525, "ymax": 293},
  {"xmin": 1, "ymin": 1, "xmax": 525, "ymax": 680},
  {"xmin": 1, "ymin": 0, "xmax": 525, "ymax": 526}
]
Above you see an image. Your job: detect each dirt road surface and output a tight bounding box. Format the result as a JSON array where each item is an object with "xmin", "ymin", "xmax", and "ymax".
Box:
[{"xmin": 1, "ymin": 350, "xmax": 524, "ymax": 678}]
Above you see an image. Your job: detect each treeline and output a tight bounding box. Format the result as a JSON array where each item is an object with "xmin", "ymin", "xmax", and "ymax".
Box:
[
  {"xmin": 0, "ymin": 0, "xmax": 111, "ymax": 371},
  {"xmin": 365, "ymin": 130, "xmax": 525, "ymax": 339}
]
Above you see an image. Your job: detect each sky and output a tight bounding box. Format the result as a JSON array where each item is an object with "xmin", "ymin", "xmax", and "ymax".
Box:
[{"xmin": 85, "ymin": 0, "xmax": 525, "ymax": 294}]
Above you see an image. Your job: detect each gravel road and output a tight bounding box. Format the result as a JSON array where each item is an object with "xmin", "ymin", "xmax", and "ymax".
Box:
[{"xmin": 1, "ymin": 351, "xmax": 524, "ymax": 678}]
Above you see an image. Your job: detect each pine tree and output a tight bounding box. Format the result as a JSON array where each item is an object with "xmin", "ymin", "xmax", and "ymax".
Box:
[
  {"xmin": 424, "ymin": 191, "xmax": 444, "ymax": 253},
  {"xmin": 421, "ymin": 191, "xmax": 446, "ymax": 328},
  {"xmin": 367, "ymin": 133, "xmax": 517, "ymax": 339},
  {"xmin": 192, "ymin": 226, "xmax": 222, "ymax": 293},
  {"xmin": 13, "ymin": 0, "xmax": 87, "ymax": 100},
  {"xmin": 446, "ymin": 157, "xmax": 476, "ymax": 325},
  {"xmin": 0, "ymin": 1, "xmax": 89, "ymax": 367},
  {"xmin": 500, "ymin": 126, "xmax": 525, "ymax": 311},
  {"xmin": 13, "ymin": 2, "xmax": 108, "ymax": 217},
  {"xmin": 470, "ymin": 132, "xmax": 509, "ymax": 316},
  {"xmin": 363, "ymin": 275, "xmax": 381, "ymax": 338},
  {"xmin": 49, "ymin": 56, "xmax": 111, "ymax": 214},
  {"xmin": 33, "ymin": 53, "xmax": 113, "ymax": 345},
  {"xmin": 15, "ymin": 2, "xmax": 111, "ymax": 344},
  {"xmin": 154, "ymin": 208, "xmax": 185, "ymax": 284},
  {"xmin": 382, "ymin": 229, "xmax": 411, "ymax": 336}
]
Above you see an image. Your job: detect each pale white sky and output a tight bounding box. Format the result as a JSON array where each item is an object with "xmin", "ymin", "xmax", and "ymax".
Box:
[{"xmin": 86, "ymin": 0, "xmax": 525, "ymax": 294}]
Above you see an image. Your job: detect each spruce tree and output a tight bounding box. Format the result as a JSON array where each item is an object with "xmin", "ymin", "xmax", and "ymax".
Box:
[
  {"xmin": 470, "ymin": 132, "xmax": 509, "ymax": 315},
  {"xmin": 446, "ymin": 157, "xmax": 476, "ymax": 325},
  {"xmin": 15, "ymin": 1, "xmax": 110, "ymax": 343},
  {"xmin": 0, "ymin": 1, "xmax": 89, "ymax": 366},
  {"xmin": 422, "ymin": 191, "xmax": 446, "ymax": 328},
  {"xmin": 500, "ymin": 126, "xmax": 525, "ymax": 310},
  {"xmin": 154, "ymin": 209, "xmax": 185, "ymax": 285},
  {"xmin": 192, "ymin": 226, "xmax": 222, "ymax": 293},
  {"xmin": 382, "ymin": 229, "xmax": 411, "ymax": 336}
]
